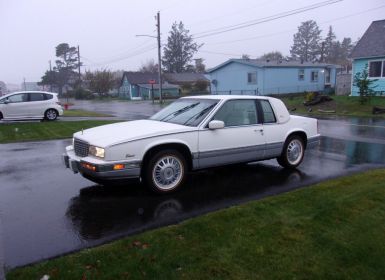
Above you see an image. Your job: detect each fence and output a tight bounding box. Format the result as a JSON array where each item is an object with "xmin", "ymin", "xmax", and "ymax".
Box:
[{"xmin": 212, "ymin": 85, "xmax": 325, "ymax": 96}]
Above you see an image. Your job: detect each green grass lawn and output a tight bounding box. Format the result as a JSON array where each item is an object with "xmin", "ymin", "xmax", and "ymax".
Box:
[
  {"xmin": 280, "ymin": 95, "xmax": 385, "ymax": 118},
  {"xmin": 7, "ymin": 169, "xmax": 385, "ymax": 279},
  {"xmin": 0, "ymin": 120, "xmax": 119, "ymax": 143},
  {"xmin": 62, "ymin": 109, "xmax": 113, "ymax": 117}
]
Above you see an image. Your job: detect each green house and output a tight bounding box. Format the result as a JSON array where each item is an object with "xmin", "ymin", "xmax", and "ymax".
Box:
[{"xmin": 351, "ymin": 20, "xmax": 385, "ymax": 96}]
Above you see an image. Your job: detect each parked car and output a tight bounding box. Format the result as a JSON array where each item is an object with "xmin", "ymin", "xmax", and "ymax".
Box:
[
  {"xmin": 63, "ymin": 95, "xmax": 320, "ymax": 193},
  {"xmin": 0, "ymin": 91, "xmax": 63, "ymax": 121}
]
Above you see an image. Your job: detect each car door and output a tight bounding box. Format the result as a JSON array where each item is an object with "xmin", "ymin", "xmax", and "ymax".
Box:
[
  {"xmin": 1, "ymin": 93, "xmax": 29, "ymax": 118},
  {"xmin": 28, "ymin": 92, "xmax": 47, "ymax": 117},
  {"xmin": 257, "ymin": 99, "xmax": 286, "ymax": 158},
  {"xmin": 198, "ymin": 99, "xmax": 265, "ymax": 169}
]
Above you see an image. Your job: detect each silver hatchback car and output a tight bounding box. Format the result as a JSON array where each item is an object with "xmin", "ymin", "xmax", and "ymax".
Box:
[{"xmin": 0, "ymin": 91, "xmax": 63, "ymax": 121}]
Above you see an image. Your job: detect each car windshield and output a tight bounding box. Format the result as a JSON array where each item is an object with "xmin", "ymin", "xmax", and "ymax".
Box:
[{"xmin": 150, "ymin": 98, "xmax": 218, "ymax": 126}]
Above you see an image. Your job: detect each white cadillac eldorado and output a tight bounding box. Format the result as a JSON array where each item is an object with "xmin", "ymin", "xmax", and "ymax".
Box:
[{"xmin": 63, "ymin": 95, "xmax": 320, "ymax": 193}]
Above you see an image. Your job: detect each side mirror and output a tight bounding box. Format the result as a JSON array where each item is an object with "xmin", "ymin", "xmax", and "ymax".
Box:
[
  {"xmin": 2, "ymin": 99, "xmax": 9, "ymax": 104},
  {"xmin": 208, "ymin": 120, "xmax": 225, "ymax": 130}
]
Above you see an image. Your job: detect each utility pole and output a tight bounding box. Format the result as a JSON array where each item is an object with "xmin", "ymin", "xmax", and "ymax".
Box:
[
  {"xmin": 77, "ymin": 45, "xmax": 81, "ymax": 86},
  {"xmin": 49, "ymin": 60, "xmax": 53, "ymax": 92},
  {"xmin": 23, "ymin": 77, "xmax": 26, "ymax": 91},
  {"xmin": 156, "ymin": 11, "xmax": 163, "ymax": 104}
]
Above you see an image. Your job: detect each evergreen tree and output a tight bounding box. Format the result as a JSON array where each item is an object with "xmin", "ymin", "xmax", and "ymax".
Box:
[
  {"xmin": 290, "ymin": 20, "xmax": 321, "ymax": 62},
  {"xmin": 40, "ymin": 43, "xmax": 80, "ymax": 95},
  {"xmin": 258, "ymin": 51, "xmax": 284, "ymax": 61},
  {"xmin": 323, "ymin": 26, "xmax": 336, "ymax": 62},
  {"xmin": 162, "ymin": 22, "xmax": 201, "ymax": 73}
]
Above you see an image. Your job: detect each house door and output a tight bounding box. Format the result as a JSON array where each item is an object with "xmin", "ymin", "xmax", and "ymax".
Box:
[{"xmin": 325, "ymin": 68, "xmax": 331, "ymax": 85}]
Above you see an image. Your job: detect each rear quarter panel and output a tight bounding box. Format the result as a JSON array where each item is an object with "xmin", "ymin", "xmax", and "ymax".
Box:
[{"xmin": 263, "ymin": 115, "xmax": 319, "ymax": 148}]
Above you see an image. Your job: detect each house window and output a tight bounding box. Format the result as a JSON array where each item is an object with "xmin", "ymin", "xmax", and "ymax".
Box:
[
  {"xmin": 311, "ymin": 71, "xmax": 318, "ymax": 82},
  {"xmin": 298, "ymin": 69, "xmax": 304, "ymax": 81},
  {"xmin": 247, "ymin": 72, "xmax": 257, "ymax": 84},
  {"xmin": 369, "ymin": 61, "xmax": 384, "ymax": 77}
]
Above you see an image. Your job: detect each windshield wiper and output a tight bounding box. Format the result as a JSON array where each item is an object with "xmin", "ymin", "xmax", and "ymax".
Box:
[
  {"xmin": 160, "ymin": 102, "xmax": 200, "ymax": 122},
  {"xmin": 183, "ymin": 103, "xmax": 217, "ymax": 126}
]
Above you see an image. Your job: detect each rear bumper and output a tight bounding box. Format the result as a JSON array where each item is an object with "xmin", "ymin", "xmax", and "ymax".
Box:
[
  {"xmin": 307, "ymin": 135, "xmax": 321, "ymax": 149},
  {"xmin": 62, "ymin": 148, "xmax": 141, "ymax": 181}
]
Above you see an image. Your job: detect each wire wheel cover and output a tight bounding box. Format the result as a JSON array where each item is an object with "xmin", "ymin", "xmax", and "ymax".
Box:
[
  {"xmin": 153, "ymin": 156, "xmax": 183, "ymax": 190},
  {"xmin": 287, "ymin": 139, "xmax": 303, "ymax": 165}
]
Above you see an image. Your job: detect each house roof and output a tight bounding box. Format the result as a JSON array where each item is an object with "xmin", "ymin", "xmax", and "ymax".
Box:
[
  {"xmin": 351, "ymin": 20, "xmax": 385, "ymax": 59},
  {"xmin": 122, "ymin": 72, "xmax": 159, "ymax": 84},
  {"xmin": 121, "ymin": 71, "xmax": 209, "ymax": 87},
  {"xmin": 207, "ymin": 59, "xmax": 338, "ymax": 73},
  {"xmin": 163, "ymin": 73, "xmax": 208, "ymax": 83}
]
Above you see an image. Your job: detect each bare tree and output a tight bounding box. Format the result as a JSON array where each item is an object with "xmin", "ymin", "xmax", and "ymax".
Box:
[{"xmin": 139, "ymin": 59, "xmax": 158, "ymax": 73}]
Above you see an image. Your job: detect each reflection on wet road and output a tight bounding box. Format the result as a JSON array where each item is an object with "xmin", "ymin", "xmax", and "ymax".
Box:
[{"xmin": 0, "ymin": 117, "xmax": 384, "ymax": 269}]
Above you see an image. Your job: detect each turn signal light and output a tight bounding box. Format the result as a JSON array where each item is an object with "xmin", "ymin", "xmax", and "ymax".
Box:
[
  {"xmin": 81, "ymin": 162, "xmax": 96, "ymax": 171},
  {"xmin": 113, "ymin": 164, "xmax": 125, "ymax": 170}
]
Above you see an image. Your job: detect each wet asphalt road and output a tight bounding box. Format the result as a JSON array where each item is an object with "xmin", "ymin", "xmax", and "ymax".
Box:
[{"xmin": 1, "ymin": 110, "xmax": 385, "ymax": 270}]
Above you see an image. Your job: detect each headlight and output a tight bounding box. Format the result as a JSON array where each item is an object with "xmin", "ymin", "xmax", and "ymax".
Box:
[{"xmin": 89, "ymin": 145, "xmax": 105, "ymax": 158}]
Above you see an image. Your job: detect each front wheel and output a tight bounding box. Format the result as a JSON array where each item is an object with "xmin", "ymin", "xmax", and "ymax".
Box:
[
  {"xmin": 144, "ymin": 150, "xmax": 187, "ymax": 194},
  {"xmin": 45, "ymin": 109, "xmax": 58, "ymax": 121},
  {"xmin": 277, "ymin": 136, "xmax": 305, "ymax": 169}
]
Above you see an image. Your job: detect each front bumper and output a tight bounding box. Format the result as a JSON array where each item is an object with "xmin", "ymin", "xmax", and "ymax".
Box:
[{"xmin": 62, "ymin": 148, "xmax": 141, "ymax": 180}]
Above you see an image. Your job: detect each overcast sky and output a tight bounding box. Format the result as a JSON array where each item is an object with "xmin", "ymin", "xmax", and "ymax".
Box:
[{"xmin": 1, "ymin": 0, "xmax": 384, "ymax": 85}]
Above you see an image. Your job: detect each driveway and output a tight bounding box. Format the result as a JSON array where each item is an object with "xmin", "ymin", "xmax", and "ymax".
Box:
[{"xmin": 0, "ymin": 114, "xmax": 385, "ymax": 271}]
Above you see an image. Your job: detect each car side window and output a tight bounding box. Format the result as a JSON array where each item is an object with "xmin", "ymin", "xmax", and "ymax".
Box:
[
  {"xmin": 44, "ymin": 94, "xmax": 53, "ymax": 100},
  {"xmin": 8, "ymin": 93, "xmax": 28, "ymax": 103},
  {"xmin": 213, "ymin": 100, "xmax": 258, "ymax": 127},
  {"xmin": 30, "ymin": 92, "xmax": 45, "ymax": 101},
  {"xmin": 260, "ymin": 100, "xmax": 276, "ymax": 123}
]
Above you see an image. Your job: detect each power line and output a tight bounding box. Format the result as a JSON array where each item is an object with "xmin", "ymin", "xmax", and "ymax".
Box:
[
  {"xmin": 198, "ymin": 50, "xmax": 249, "ymax": 57},
  {"xmin": 87, "ymin": 40, "xmax": 155, "ymax": 65},
  {"xmin": 86, "ymin": 44, "xmax": 157, "ymax": 67},
  {"xmin": 192, "ymin": 0, "xmax": 342, "ymax": 39},
  {"xmin": 187, "ymin": 0, "xmax": 275, "ymax": 28},
  {"xmin": 203, "ymin": 4, "xmax": 385, "ymax": 46}
]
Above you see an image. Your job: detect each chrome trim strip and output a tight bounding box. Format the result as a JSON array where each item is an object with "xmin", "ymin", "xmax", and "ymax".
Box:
[
  {"xmin": 196, "ymin": 142, "xmax": 284, "ymax": 169},
  {"xmin": 198, "ymin": 142, "xmax": 284, "ymax": 159}
]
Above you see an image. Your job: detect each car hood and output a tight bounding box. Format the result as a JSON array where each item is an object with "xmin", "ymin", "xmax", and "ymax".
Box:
[{"xmin": 74, "ymin": 119, "xmax": 197, "ymax": 147}]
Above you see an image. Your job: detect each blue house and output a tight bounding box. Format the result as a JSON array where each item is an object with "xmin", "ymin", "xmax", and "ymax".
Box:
[
  {"xmin": 351, "ymin": 19, "xmax": 385, "ymax": 96},
  {"xmin": 207, "ymin": 59, "xmax": 338, "ymax": 95},
  {"xmin": 119, "ymin": 72, "xmax": 180, "ymax": 100}
]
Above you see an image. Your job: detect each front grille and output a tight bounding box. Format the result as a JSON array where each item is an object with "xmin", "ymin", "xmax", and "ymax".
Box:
[{"xmin": 74, "ymin": 138, "xmax": 89, "ymax": 157}]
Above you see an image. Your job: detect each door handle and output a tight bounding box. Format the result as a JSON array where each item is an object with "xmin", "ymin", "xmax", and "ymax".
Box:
[{"xmin": 254, "ymin": 128, "xmax": 264, "ymax": 134}]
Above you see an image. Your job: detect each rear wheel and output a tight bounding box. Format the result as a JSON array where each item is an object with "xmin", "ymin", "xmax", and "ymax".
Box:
[
  {"xmin": 277, "ymin": 136, "xmax": 304, "ymax": 169},
  {"xmin": 45, "ymin": 109, "xmax": 58, "ymax": 121},
  {"xmin": 144, "ymin": 149, "xmax": 187, "ymax": 194},
  {"xmin": 0, "ymin": 112, "xmax": 3, "ymax": 120}
]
